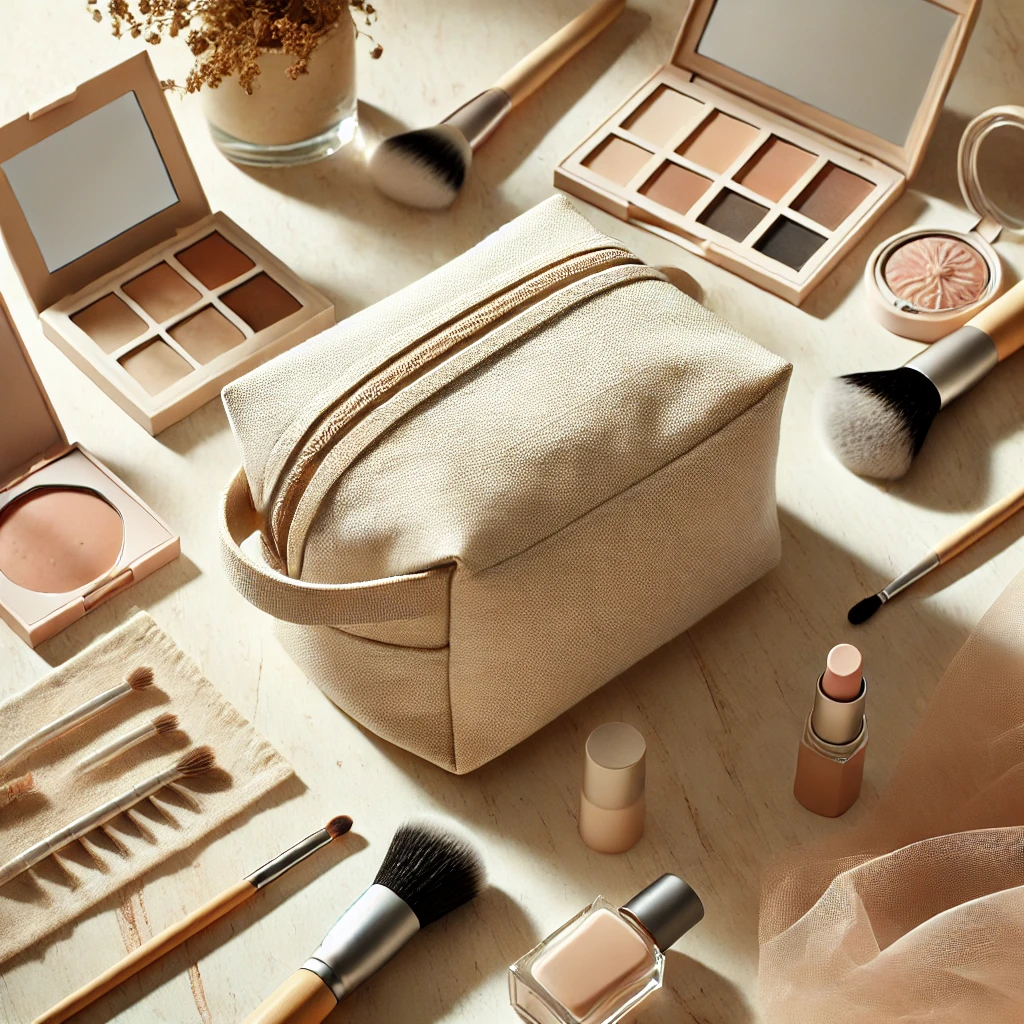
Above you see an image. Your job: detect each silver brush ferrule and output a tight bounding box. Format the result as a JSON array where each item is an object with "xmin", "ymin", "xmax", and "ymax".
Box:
[
  {"xmin": 244, "ymin": 828, "xmax": 333, "ymax": 889},
  {"xmin": 880, "ymin": 551, "xmax": 941, "ymax": 603},
  {"xmin": 442, "ymin": 88, "xmax": 512, "ymax": 149},
  {"xmin": 906, "ymin": 326, "xmax": 998, "ymax": 408},
  {"xmin": 301, "ymin": 884, "xmax": 420, "ymax": 1001}
]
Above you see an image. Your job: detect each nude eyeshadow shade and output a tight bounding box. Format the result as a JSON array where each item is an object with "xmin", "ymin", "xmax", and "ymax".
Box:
[
  {"xmin": 583, "ymin": 137, "xmax": 653, "ymax": 187},
  {"xmin": 176, "ymin": 232, "xmax": 255, "ymax": 289},
  {"xmin": 882, "ymin": 236, "xmax": 989, "ymax": 310},
  {"xmin": 122, "ymin": 262, "xmax": 200, "ymax": 321},
  {"xmin": 0, "ymin": 486, "xmax": 122, "ymax": 593},
  {"xmin": 738, "ymin": 137, "xmax": 817, "ymax": 202},
  {"xmin": 794, "ymin": 164, "xmax": 874, "ymax": 230},
  {"xmin": 70, "ymin": 294, "xmax": 147, "ymax": 353},
  {"xmin": 221, "ymin": 273, "xmax": 303, "ymax": 332},
  {"xmin": 677, "ymin": 112, "xmax": 758, "ymax": 173},
  {"xmin": 119, "ymin": 339, "xmax": 193, "ymax": 395},
  {"xmin": 640, "ymin": 163, "xmax": 712, "ymax": 216},
  {"xmin": 624, "ymin": 87, "xmax": 704, "ymax": 147},
  {"xmin": 169, "ymin": 306, "xmax": 245, "ymax": 363}
]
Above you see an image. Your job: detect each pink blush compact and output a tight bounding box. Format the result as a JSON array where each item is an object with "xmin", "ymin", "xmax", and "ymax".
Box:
[{"xmin": 882, "ymin": 236, "xmax": 989, "ymax": 311}]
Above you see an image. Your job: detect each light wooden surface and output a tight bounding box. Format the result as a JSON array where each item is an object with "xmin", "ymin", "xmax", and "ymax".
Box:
[{"xmin": 2, "ymin": 2, "xmax": 1024, "ymax": 1022}]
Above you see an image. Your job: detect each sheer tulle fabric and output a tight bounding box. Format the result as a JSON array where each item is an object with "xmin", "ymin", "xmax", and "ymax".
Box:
[{"xmin": 759, "ymin": 568, "xmax": 1024, "ymax": 1022}]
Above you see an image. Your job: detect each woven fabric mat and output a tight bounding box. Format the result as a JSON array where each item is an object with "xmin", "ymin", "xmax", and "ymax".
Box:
[{"xmin": 0, "ymin": 611, "xmax": 293, "ymax": 963}]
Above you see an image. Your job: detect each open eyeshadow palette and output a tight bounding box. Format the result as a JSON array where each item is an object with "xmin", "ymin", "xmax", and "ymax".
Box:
[
  {"xmin": 0, "ymin": 290, "xmax": 178, "ymax": 647},
  {"xmin": 556, "ymin": 0, "xmax": 979, "ymax": 304},
  {"xmin": 0, "ymin": 53, "xmax": 334, "ymax": 434}
]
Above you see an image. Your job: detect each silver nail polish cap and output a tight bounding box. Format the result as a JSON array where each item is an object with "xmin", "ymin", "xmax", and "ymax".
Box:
[{"xmin": 622, "ymin": 874, "xmax": 704, "ymax": 951}]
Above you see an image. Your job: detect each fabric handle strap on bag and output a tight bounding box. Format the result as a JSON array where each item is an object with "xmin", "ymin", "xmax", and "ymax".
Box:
[{"xmin": 220, "ymin": 259, "xmax": 667, "ymax": 627}]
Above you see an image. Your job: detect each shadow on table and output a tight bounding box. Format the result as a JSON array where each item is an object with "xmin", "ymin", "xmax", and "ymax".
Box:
[{"xmin": 651, "ymin": 952, "xmax": 755, "ymax": 1023}]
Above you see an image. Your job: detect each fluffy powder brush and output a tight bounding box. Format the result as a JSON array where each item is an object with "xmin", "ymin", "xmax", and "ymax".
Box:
[{"xmin": 818, "ymin": 279, "xmax": 1024, "ymax": 479}]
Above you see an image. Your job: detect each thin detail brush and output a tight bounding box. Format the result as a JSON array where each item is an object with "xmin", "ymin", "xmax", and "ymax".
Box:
[
  {"xmin": 0, "ymin": 746, "xmax": 214, "ymax": 888},
  {"xmin": 75, "ymin": 713, "xmax": 180, "ymax": 773},
  {"xmin": 849, "ymin": 480, "xmax": 1024, "ymax": 623},
  {"xmin": 0, "ymin": 667, "xmax": 155, "ymax": 773},
  {"xmin": 818, "ymin": 279, "xmax": 1024, "ymax": 479},
  {"xmin": 34, "ymin": 815, "xmax": 354, "ymax": 1024}
]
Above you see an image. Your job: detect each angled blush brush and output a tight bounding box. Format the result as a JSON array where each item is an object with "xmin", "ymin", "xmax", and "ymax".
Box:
[
  {"xmin": 818, "ymin": 279, "xmax": 1024, "ymax": 479},
  {"xmin": 849, "ymin": 480, "xmax": 1024, "ymax": 623},
  {"xmin": 369, "ymin": 0, "xmax": 625, "ymax": 209},
  {"xmin": 0, "ymin": 666, "xmax": 155, "ymax": 773},
  {"xmin": 243, "ymin": 821, "xmax": 484, "ymax": 1024},
  {"xmin": 34, "ymin": 815, "xmax": 354, "ymax": 1024}
]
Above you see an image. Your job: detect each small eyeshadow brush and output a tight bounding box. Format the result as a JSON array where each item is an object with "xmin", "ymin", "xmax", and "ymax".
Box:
[
  {"xmin": 849, "ymin": 480, "xmax": 1024, "ymax": 623},
  {"xmin": 35, "ymin": 815, "xmax": 354, "ymax": 1024},
  {"xmin": 75, "ymin": 712, "xmax": 180, "ymax": 772},
  {"xmin": 0, "ymin": 746, "xmax": 214, "ymax": 888},
  {"xmin": 369, "ymin": 0, "xmax": 625, "ymax": 209},
  {"xmin": 817, "ymin": 279, "xmax": 1024, "ymax": 479},
  {"xmin": 243, "ymin": 821, "xmax": 484, "ymax": 1024},
  {"xmin": 0, "ymin": 666, "xmax": 155, "ymax": 772}
]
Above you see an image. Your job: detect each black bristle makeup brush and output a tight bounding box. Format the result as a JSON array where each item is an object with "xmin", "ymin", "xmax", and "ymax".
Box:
[
  {"xmin": 243, "ymin": 820, "xmax": 484, "ymax": 1024},
  {"xmin": 818, "ymin": 279, "xmax": 1024, "ymax": 480},
  {"xmin": 368, "ymin": 0, "xmax": 624, "ymax": 210}
]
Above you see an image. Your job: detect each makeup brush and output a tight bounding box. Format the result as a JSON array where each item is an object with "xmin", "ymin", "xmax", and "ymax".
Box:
[
  {"xmin": 0, "ymin": 666, "xmax": 155, "ymax": 772},
  {"xmin": 818, "ymin": 279, "xmax": 1024, "ymax": 479},
  {"xmin": 242, "ymin": 820, "xmax": 484, "ymax": 1024},
  {"xmin": 0, "ymin": 772, "xmax": 34, "ymax": 810},
  {"xmin": 0, "ymin": 746, "xmax": 214, "ymax": 888},
  {"xmin": 369, "ymin": 0, "xmax": 625, "ymax": 209},
  {"xmin": 849, "ymin": 480, "xmax": 1024, "ymax": 623},
  {"xmin": 75, "ymin": 712, "xmax": 180, "ymax": 772},
  {"xmin": 34, "ymin": 815, "xmax": 354, "ymax": 1024}
]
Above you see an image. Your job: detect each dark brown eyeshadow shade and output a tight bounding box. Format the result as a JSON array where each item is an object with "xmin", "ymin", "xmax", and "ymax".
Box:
[
  {"xmin": 175, "ymin": 232, "xmax": 255, "ymax": 289},
  {"xmin": 794, "ymin": 164, "xmax": 874, "ymax": 230},
  {"xmin": 169, "ymin": 306, "xmax": 246, "ymax": 364},
  {"xmin": 221, "ymin": 273, "xmax": 303, "ymax": 332},
  {"xmin": 737, "ymin": 137, "xmax": 816, "ymax": 202},
  {"xmin": 122, "ymin": 262, "xmax": 201, "ymax": 322},
  {"xmin": 119, "ymin": 339, "xmax": 193, "ymax": 395},
  {"xmin": 583, "ymin": 136, "xmax": 654, "ymax": 186},
  {"xmin": 640, "ymin": 162, "xmax": 712, "ymax": 217},
  {"xmin": 698, "ymin": 190, "xmax": 768, "ymax": 241},
  {"xmin": 755, "ymin": 218, "xmax": 827, "ymax": 270},
  {"xmin": 71, "ymin": 294, "xmax": 147, "ymax": 354}
]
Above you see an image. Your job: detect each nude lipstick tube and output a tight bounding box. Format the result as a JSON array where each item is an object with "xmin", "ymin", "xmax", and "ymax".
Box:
[{"xmin": 793, "ymin": 643, "xmax": 868, "ymax": 817}]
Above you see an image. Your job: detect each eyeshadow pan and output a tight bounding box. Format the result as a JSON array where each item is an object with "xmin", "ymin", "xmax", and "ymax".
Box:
[
  {"xmin": 698, "ymin": 190, "xmax": 768, "ymax": 241},
  {"xmin": 677, "ymin": 112, "xmax": 758, "ymax": 173},
  {"xmin": 737, "ymin": 137, "xmax": 816, "ymax": 202},
  {"xmin": 583, "ymin": 136, "xmax": 653, "ymax": 187},
  {"xmin": 794, "ymin": 164, "xmax": 874, "ymax": 230},
  {"xmin": 755, "ymin": 218, "xmax": 827, "ymax": 270},
  {"xmin": 70, "ymin": 294, "xmax": 147, "ymax": 353},
  {"xmin": 623, "ymin": 87, "xmax": 704, "ymax": 147},
  {"xmin": 221, "ymin": 273, "xmax": 303, "ymax": 332},
  {"xmin": 122, "ymin": 262, "xmax": 201, "ymax": 322},
  {"xmin": 119, "ymin": 339, "xmax": 193, "ymax": 395},
  {"xmin": 176, "ymin": 232, "xmax": 255, "ymax": 289},
  {"xmin": 170, "ymin": 306, "xmax": 246, "ymax": 364},
  {"xmin": 640, "ymin": 162, "xmax": 712, "ymax": 217},
  {"xmin": 0, "ymin": 486, "xmax": 122, "ymax": 593}
]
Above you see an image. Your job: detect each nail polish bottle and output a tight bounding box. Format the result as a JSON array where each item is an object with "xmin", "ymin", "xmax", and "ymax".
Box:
[{"xmin": 509, "ymin": 874, "xmax": 704, "ymax": 1024}]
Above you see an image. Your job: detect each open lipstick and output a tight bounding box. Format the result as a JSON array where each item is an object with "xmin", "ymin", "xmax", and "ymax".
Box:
[{"xmin": 793, "ymin": 643, "xmax": 867, "ymax": 817}]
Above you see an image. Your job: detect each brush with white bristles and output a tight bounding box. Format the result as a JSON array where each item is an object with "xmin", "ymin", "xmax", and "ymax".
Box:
[
  {"xmin": 0, "ymin": 746, "xmax": 215, "ymax": 888},
  {"xmin": 75, "ymin": 713, "xmax": 180, "ymax": 773},
  {"xmin": 0, "ymin": 667, "xmax": 156, "ymax": 773},
  {"xmin": 818, "ymin": 279, "xmax": 1024, "ymax": 480},
  {"xmin": 369, "ymin": 0, "xmax": 625, "ymax": 209}
]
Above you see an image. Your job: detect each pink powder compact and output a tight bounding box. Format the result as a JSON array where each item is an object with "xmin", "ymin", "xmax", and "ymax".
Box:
[
  {"xmin": 865, "ymin": 105, "xmax": 1024, "ymax": 342},
  {"xmin": 0, "ymin": 290, "xmax": 178, "ymax": 646}
]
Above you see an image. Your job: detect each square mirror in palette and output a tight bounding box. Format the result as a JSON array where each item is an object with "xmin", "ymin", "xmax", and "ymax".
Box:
[
  {"xmin": 0, "ymin": 291, "xmax": 178, "ymax": 647},
  {"xmin": 556, "ymin": 0, "xmax": 980, "ymax": 305},
  {"xmin": 0, "ymin": 53, "xmax": 334, "ymax": 434}
]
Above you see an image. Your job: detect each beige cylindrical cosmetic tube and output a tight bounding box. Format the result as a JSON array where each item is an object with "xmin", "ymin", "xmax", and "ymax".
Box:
[{"xmin": 579, "ymin": 723, "xmax": 646, "ymax": 853}]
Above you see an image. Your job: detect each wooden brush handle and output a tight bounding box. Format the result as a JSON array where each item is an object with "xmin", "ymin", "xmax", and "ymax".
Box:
[
  {"xmin": 934, "ymin": 482, "xmax": 1024, "ymax": 563},
  {"xmin": 973, "ymin": 279, "xmax": 1024, "ymax": 361},
  {"xmin": 494, "ymin": 0, "xmax": 626, "ymax": 107},
  {"xmin": 243, "ymin": 969, "xmax": 338, "ymax": 1024},
  {"xmin": 34, "ymin": 879, "xmax": 256, "ymax": 1024}
]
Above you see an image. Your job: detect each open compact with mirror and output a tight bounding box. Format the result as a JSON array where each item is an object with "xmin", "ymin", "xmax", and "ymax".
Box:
[
  {"xmin": 0, "ymin": 290, "xmax": 179, "ymax": 647},
  {"xmin": 556, "ymin": 0, "xmax": 980, "ymax": 304},
  {"xmin": 0, "ymin": 53, "xmax": 334, "ymax": 435}
]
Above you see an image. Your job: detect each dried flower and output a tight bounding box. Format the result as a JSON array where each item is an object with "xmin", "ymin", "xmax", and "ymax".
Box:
[{"xmin": 89, "ymin": 0, "xmax": 381, "ymax": 93}]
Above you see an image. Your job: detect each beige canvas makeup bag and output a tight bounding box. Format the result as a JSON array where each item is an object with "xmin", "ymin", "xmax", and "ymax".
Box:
[{"xmin": 219, "ymin": 196, "xmax": 791, "ymax": 773}]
